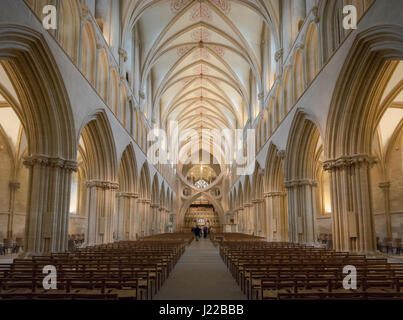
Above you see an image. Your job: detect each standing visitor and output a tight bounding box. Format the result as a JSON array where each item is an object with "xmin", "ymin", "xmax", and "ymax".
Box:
[{"xmin": 203, "ymin": 226, "xmax": 208, "ymax": 239}]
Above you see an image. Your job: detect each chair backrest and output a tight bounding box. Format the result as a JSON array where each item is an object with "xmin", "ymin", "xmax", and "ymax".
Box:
[
  {"xmin": 3, "ymin": 239, "xmax": 13, "ymax": 248},
  {"xmin": 392, "ymin": 238, "xmax": 401, "ymax": 246}
]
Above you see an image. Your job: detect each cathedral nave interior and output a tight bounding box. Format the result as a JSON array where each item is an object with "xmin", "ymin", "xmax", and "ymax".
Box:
[{"xmin": 0, "ymin": 0, "xmax": 402, "ymax": 302}]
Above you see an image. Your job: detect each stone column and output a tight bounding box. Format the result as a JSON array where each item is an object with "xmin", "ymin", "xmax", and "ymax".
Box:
[
  {"xmin": 116, "ymin": 192, "xmax": 138, "ymax": 240},
  {"xmin": 144, "ymin": 199, "xmax": 151, "ymax": 235},
  {"xmin": 169, "ymin": 212, "xmax": 176, "ymax": 233},
  {"xmin": 379, "ymin": 182, "xmax": 392, "ymax": 239},
  {"xmin": 244, "ymin": 203, "xmax": 254, "ymax": 234},
  {"xmin": 158, "ymin": 208, "xmax": 163, "ymax": 234},
  {"xmin": 116, "ymin": 193, "xmax": 125, "ymax": 240},
  {"xmin": 163, "ymin": 207, "xmax": 168, "ymax": 233},
  {"xmin": 324, "ymin": 155, "xmax": 377, "ymax": 254},
  {"xmin": 264, "ymin": 194, "xmax": 272, "ymax": 241},
  {"xmin": 129, "ymin": 193, "xmax": 139, "ymax": 240},
  {"xmin": 7, "ymin": 181, "xmax": 20, "ymax": 239},
  {"xmin": 149, "ymin": 203, "xmax": 158, "ymax": 235},
  {"xmin": 285, "ymin": 179, "xmax": 317, "ymax": 245},
  {"xmin": 23, "ymin": 155, "xmax": 77, "ymax": 255},
  {"xmin": 257, "ymin": 199, "xmax": 265, "ymax": 237},
  {"xmin": 138, "ymin": 199, "xmax": 146, "ymax": 237},
  {"xmin": 251, "ymin": 200, "xmax": 259, "ymax": 235},
  {"xmin": 265, "ymin": 192, "xmax": 288, "ymax": 242},
  {"xmin": 252, "ymin": 199, "xmax": 264, "ymax": 236},
  {"xmin": 85, "ymin": 180, "xmax": 119, "ymax": 245},
  {"xmin": 159, "ymin": 208, "xmax": 164, "ymax": 234},
  {"xmin": 164, "ymin": 208, "xmax": 170, "ymax": 233},
  {"xmin": 238, "ymin": 207, "xmax": 244, "ymax": 233}
]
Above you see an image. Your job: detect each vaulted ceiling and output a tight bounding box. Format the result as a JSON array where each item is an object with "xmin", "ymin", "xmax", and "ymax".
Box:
[{"xmin": 122, "ymin": 0, "xmax": 280, "ymax": 162}]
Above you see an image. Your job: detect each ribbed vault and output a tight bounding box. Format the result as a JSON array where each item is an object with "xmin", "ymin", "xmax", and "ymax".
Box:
[{"xmin": 122, "ymin": 0, "xmax": 280, "ymax": 162}]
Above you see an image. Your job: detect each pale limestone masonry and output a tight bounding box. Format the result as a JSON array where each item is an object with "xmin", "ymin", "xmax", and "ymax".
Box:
[{"xmin": 0, "ymin": 0, "xmax": 401, "ymax": 256}]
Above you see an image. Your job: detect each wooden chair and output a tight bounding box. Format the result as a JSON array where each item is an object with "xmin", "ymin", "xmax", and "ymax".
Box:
[{"xmin": 392, "ymin": 239, "xmax": 401, "ymax": 255}]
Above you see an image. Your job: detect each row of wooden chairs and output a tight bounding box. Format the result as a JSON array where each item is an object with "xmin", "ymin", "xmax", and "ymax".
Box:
[
  {"xmin": 218, "ymin": 234, "xmax": 403, "ymax": 300},
  {"xmin": 0, "ymin": 233, "xmax": 194, "ymax": 300},
  {"xmin": 0, "ymin": 238, "xmax": 23, "ymax": 255},
  {"xmin": 377, "ymin": 237, "xmax": 402, "ymax": 255}
]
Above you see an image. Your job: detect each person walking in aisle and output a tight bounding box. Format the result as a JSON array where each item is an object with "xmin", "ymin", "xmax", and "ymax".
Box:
[
  {"xmin": 203, "ymin": 226, "xmax": 208, "ymax": 239},
  {"xmin": 192, "ymin": 226, "xmax": 202, "ymax": 241}
]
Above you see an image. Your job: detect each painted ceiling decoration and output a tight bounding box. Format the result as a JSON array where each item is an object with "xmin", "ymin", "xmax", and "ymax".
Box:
[{"xmin": 124, "ymin": 0, "xmax": 279, "ymax": 164}]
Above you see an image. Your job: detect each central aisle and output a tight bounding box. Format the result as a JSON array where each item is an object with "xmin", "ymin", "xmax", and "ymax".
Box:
[{"xmin": 154, "ymin": 238, "xmax": 246, "ymax": 300}]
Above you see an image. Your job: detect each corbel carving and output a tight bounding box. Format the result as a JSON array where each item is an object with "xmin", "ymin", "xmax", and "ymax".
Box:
[
  {"xmin": 275, "ymin": 49, "xmax": 283, "ymax": 62},
  {"xmin": 119, "ymin": 48, "xmax": 128, "ymax": 62},
  {"xmin": 323, "ymin": 154, "xmax": 378, "ymax": 171}
]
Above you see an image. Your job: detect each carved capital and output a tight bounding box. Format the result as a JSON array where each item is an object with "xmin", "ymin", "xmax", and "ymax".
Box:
[
  {"xmin": 252, "ymin": 199, "xmax": 264, "ymax": 204},
  {"xmin": 284, "ymin": 179, "xmax": 318, "ymax": 188},
  {"xmin": 277, "ymin": 150, "xmax": 286, "ymax": 160},
  {"xmin": 23, "ymin": 154, "xmax": 78, "ymax": 172},
  {"xmin": 323, "ymin": 154, "xmax": 377, "ymax": 171},
  {"xmin": 264, "ymin": 191, "xmax": 286, "ymax": 198},
  {"xmin": 117, "ymin": 192, "xmax": 139, "ymax": 198},
  {"xmin": 86, "ymin": 180, "xmax": 119, "ymax": 190},
  {"xmin": 378, "ymin": 182, "xmax": 390, "ymax": 190}
]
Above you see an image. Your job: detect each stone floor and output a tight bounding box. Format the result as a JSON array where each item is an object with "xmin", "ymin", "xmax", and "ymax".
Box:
[{"xmin": 154, "ymin": 238, "xmax": 246, "ymax": 300}]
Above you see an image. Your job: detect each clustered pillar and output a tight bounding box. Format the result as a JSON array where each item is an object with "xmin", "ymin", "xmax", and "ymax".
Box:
[
  {"xmin": 116, "ymin": 192, "xmax": 139, "ymax": 240},
  {"xmin": 252, "ymin": 199, "xmax": 264, "ymax": 236},
  {"xmin": 243, "ymin": 203, "xmax": 254, "ymax": 234},
  {"xmin": 285, "ymin": 179, "xmax": 317, "ymax": 244},
  {"xmin": 23, "ymin": 154, "xmax": 77, "ymax": 256},
  {"xmin": 6, "ymin": 181, "xmax": 21, "ymax": 239},
  {"xmin": 324, "ymin": 155, "xmax": 377, "ymax": 254},
  {"xmin": 85, "ymin": 180, "xmax": 119, "ymax": 245},
  {"xmin": 379, "ymin": 182, "xmax": 392, "ymax": 239},
  {"xmin": 238, "ymin": 207, "xmax": 244, "ymax": 233},
  {"xmin": 264, "ymin": 191, "xmax": 287, "ymax": 241}
]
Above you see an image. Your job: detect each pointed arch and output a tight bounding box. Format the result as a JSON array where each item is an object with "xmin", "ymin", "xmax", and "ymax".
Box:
[
  {"xmin": 285, "ymin": 110, "xmax": 322, "ymax": 244},
  {"xmin": 118, "ymin": 144, "xmax": 138, "ymax": 194},
  {"xmin": 110, "ymin": 68, "xmax": 120, "ymax": 118},
  {"xmin": 79, "ymin": 110, "xmax": 118, "ymax": 182},
  {"xmin": 293, "ymin": 49, "xmax": 304, "ymax": 100},
  {"xmin": 81, "ymin": 23, "xmax": 97, "ymax": 86},
  {"xmin": 139, "ymin": 161, "xmax": 151, "ymax": 200},
  {"xmin": 58, "ymin": 0, "xmax": 80, "ymax": 63},
  {"xmin": 326, "ymin": 25, "xmax": 403, "ymax": 158},
  {"xmin": 283, "ymin": 67, "xmax": 292, "ymax": 116},
  {"xmin": 305, "ymin": 23, "xmax": 320, "ymax": 84},
  {"xmin": 264, "ymin": 143, "xmax": 288, "ymax": 241},
  {"xmin": 0, "ymin": 25, "xmax": 76, "ymax": 159}
]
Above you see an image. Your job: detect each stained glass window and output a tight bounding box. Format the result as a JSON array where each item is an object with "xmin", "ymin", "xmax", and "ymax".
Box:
[{"xmin": 195, "ymin": 179, "xmax": 209, "ymax": 189}]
